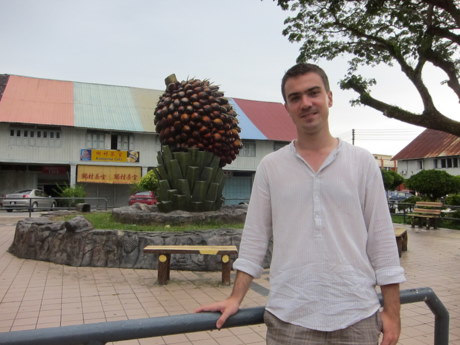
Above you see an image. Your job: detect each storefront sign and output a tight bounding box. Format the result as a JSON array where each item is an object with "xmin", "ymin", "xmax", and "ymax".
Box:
[
  {"xmin": 41, "ymin": 166, "xmax": 68, "ymax": 175},
  {"xmin": 77, "ymin": 165, "xmax": 141, "ymax": 184},
  {"xmin": 80, "ymin": 149, "xmax": 140, "ymax": 163}
]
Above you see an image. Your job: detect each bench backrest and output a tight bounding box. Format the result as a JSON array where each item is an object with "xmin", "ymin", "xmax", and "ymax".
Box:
[
  {"xmin": 415, "ymin": 201, "xmax": 443, "ymax": 208},
  {"xmin": 413, "ymin": 201, "xmax": 443, "ymax": 216}
]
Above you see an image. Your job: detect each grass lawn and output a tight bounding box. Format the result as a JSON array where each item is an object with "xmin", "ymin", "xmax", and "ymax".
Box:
[
  {"xmin": 59, "ymin": 211, "xmax": 459, "ymax": 232},
  {"xmin": 60, "ymin": 211, "xmax": 244, "ymax": 232}
]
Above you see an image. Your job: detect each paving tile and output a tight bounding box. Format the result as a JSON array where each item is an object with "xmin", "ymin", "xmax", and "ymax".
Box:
[{"xmin": 0, "ymin": 219, "xmax": 458, "ymax": 345}]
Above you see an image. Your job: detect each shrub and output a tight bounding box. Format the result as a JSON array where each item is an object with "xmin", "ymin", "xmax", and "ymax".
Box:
[{"xmin": 55, "ymin": 184, "xmax": 86, "ymax": 207}]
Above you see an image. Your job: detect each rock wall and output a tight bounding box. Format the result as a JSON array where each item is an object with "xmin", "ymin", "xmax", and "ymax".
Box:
[
  {"xmin": 112, "ymin": 203, "xmax": 248, "ymax": 225},
  {"xmin": 8, "ymin": 214, "xmax": 272, "ymax": 271}
]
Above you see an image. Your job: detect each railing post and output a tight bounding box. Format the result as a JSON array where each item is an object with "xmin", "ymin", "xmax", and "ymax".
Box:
[{"xmin": 397, "ymin": 288, "xmax": 449, "ymax": 345}]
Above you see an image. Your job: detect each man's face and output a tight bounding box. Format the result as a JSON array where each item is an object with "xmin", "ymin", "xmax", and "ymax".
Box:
[{"xmin": 283, "ymin": 72, "xmax": 333, "ymax": 135}]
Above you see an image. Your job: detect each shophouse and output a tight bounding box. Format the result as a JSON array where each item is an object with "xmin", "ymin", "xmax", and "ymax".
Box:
[{"xmin": 0, "ymin": 74, "xmax": 296, "ymax": 207}]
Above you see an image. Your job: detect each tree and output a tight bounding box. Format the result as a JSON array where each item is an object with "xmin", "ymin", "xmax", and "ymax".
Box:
[
  {"xmin": 405, "ymin": 169, "xmax": 460, "ymax": 200},
  {"xmin": 381, "ymin": 169, "xmax": 404, "ymax": 191},
  {"xmin": 275, "ymin": 0, "xmax": 460, "ymax": 136}
]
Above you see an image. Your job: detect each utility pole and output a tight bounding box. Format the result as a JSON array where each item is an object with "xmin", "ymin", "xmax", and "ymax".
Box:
[{"xmin": 352, "ymin": 129, "xmax": 355, "ymax": 145}]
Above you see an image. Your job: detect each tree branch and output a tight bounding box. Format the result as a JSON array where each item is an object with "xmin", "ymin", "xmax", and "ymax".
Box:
[{"xmin": 345, "ymin": 77, "xmax": 460, "ymax": 136}]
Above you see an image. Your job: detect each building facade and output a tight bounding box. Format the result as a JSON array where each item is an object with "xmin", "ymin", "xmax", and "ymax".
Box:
[
  {"xmin": 392, "ymin": 129, "xmax": 460, "ymax": 178},
  {"xmin": 0, "ymin": 75, "xmax": 297, "ymax": 207}
]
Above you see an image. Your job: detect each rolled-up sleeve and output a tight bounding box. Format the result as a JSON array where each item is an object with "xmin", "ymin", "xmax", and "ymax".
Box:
[
  {"xmin": 233, "ymin": 162, "xmax": 273, "ymax": 279},
  {"xmin": 364, "ymin": 159, "xmax": 406, "ymax": 286}
]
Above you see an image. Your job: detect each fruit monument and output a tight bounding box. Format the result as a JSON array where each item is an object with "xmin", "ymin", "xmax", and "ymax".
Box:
[{"xmin": 153, "ymin": 75, "xmax": 242, "ymax": 213}]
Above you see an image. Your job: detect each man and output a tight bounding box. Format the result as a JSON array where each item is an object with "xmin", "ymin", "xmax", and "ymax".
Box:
[{"xmin": 196, "ymin": 63, "xmax": 405, "ymax": 345}]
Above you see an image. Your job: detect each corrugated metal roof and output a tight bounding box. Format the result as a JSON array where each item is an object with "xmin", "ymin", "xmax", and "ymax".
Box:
[
  {"xmin": 227, "ymin": 98, "xmax": 267, "ymax": 140},
  {"xmin": 130, "ymin": 88, "xmax": 162, "ymax": 133},
  {"xmin": 74, "ymin": 82, "xmax": 144, "ymax": 132},
  {"xmin": 392, "ymin": 129, "xmax": 460, "ymax": 160},
  {"xmin": 0, "ymin": 75, "xmax": 297, "ymax": 142},
  {"xmin": 0, "ymin": 76, "xmax": 74, "ymax": 126},
  {"xmin": 233, "ymin": 98, "xmax": 297, "ymax": 141}
]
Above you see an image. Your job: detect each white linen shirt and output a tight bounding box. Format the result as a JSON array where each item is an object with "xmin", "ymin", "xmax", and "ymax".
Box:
[{"xmin": 233, "ymin": 140, "xmax": 406, "ymax": 332}]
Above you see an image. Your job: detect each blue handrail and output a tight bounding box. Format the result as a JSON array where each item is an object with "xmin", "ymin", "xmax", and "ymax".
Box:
[{"xmin": 0, "ymin": 287, "xmax": 449, "ymax": 345}]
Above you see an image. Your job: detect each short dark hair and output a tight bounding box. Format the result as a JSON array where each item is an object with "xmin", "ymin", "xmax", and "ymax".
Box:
[{"xmin": 281, "ymin": 63, "xmax": 330, "ymax": 102}]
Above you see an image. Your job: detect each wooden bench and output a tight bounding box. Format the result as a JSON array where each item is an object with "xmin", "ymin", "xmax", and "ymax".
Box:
[
  {"xmin": 407, "ymin": 201, "xmax": 443, "ymax": 229},
  {"xmin": 394, "ymin": 227, "xmax": 408, "ymax": 257},
  {"xmin": 143, "ymin": 245, "xmax": 238, "ymax": 285}
]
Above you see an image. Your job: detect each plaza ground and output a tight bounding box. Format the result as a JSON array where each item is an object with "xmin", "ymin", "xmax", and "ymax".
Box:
[{"xmin": 0, "ymin": 213, "xmax": 458, "ymax": 345}]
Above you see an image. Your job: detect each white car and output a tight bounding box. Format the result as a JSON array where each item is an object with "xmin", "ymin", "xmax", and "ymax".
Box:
[{"xmin": 3, "ymin": 189, "xmax": 56, "ymax": 212}]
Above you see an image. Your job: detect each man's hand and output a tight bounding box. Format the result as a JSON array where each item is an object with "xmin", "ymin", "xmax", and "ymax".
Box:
[
  {"xmin": 380, "ymin": 284, "xmax": 401, "ymax": 345},
  {"xmin": 195, "ymin": 270, "xmax": 254, "ymax": 329},
  {"xmin": 380, "ymin": 309, "xmax": 401, "ymax": 345},
  {"xmin": 195, "ymin": 297, "xmax": 240, "ymax": 329}
]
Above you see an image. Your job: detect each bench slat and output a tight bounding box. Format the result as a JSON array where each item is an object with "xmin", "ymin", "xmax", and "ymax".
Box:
[
  {"xmin": 409, "ymin": 208, "xmax": 441, "ymax": 215},
  {"xmin": 144, "ymin": 245, "xmax": 238, "ymax": 255}
]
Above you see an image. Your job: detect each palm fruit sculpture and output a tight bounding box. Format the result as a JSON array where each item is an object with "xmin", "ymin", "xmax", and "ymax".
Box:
[{"xmin": 153, "ymin": 74, "xmax": 242, "ymax": 213}]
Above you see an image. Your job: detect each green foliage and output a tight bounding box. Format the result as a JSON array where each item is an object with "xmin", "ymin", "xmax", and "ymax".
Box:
[
  {"xmin": 381, "ymin": 169, "xmax": 404, "ymax": 191},
  {"xmin": 445, "ymin": 194, "xmax": 460, "ymax": 206},
  {"xmin": 405, "ymin": 170, "xmax": 459, "ymax": 201},
  {"xmin": 131, "ymin": 169, "xmax": 159, "ymax": 193},
  {"xmin": 55, "ymin": 184, "xmax": 86, "ymax": 207},
  {"xmin": 274, "ymin": 0, "xmax": 460, "ymax": 135}
]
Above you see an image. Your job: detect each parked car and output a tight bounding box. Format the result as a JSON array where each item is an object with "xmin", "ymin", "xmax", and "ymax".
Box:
[
  {"xmin": 128, "ymin": 191, "xmax": 157, "ymax": 206},
  {"xmin": 388, "ymin": 191, "xmax": 414, "ymax": 202},
  {"xmin": 3, "ymin": 189, "xmax": 56, "ymax": 212}
]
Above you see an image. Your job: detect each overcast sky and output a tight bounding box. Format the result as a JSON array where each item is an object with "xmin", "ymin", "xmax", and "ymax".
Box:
[{"xmin": 1, "ymin": 0, "xmax": 458, "ymax": 155}]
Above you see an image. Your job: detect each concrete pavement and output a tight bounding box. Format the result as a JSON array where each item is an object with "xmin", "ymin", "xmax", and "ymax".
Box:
[{"xmin": 0, "ymin": 213, "xmax": 458, "ymax": 345}]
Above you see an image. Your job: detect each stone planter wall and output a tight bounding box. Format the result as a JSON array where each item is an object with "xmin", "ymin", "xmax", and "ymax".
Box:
[{"xmin": 8, "ymin": 209, "xmax": 272, "ymax": 271}]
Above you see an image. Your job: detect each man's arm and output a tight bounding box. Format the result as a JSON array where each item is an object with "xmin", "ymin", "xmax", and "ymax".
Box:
[
  {"xmin": 195, "ymin": 270, "xmax": 254, "ymax": 329},
  {"xmin": 380, "ymin": 283, "xmax": 401, "ymax": 345}
]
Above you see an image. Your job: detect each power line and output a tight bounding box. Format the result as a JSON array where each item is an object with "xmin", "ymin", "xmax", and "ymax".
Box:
[{"xmin": 338, "ymin": 129, "xmax": 423, "ymax": 144}]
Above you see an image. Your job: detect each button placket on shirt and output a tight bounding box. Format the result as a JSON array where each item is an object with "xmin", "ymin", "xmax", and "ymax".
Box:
[{"xmin": 313, "ymin": 175, "xmax": 322, "ymax": 230}]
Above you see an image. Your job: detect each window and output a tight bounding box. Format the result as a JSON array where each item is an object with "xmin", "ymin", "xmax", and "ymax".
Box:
[
  {"xmin": 418, "ymin": 160, "xmax": 423, "ymax": 169},
  {"xmin": 110, "ymin": 133, "xmax": 134, "ymax": 150},
  {"xmin": 439, "ymin": 157, "xmax": 459, "ymax": 169},
  {"xmin": 239, "ymin": 140, "xmax": 256, "ymax": 157},
  {"xmin": 8, "ymin": 126, "xmax": 62, "ymax": 147},
  {"xmin": 86, "ymin": 131, "xmax": 106, "ymax": 149}
]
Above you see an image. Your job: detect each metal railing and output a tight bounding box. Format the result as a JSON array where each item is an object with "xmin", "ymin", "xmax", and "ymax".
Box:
[
  {"xmin": 0, "ymin": 287, "xmax": 449, "ymax": 345},
  {"xmin": 389, "ymin": 202, "xmax": 460, "ymax": 226},
  {"xmin": 0, "ymin": 197, "xmax": 108, "ymax": 217}
]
